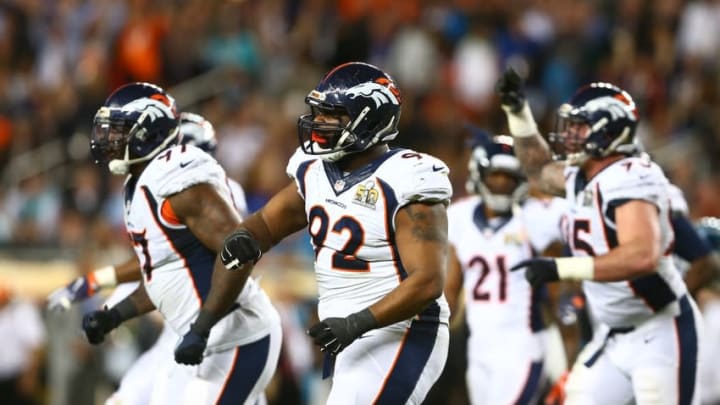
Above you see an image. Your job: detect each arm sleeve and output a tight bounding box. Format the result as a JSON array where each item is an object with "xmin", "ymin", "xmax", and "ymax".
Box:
[{"xmin": 672, "ymin": 213, "xmax": 712, "ymax": 261}]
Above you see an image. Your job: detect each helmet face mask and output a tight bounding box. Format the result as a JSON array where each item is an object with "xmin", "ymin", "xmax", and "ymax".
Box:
[
  {"xmin": 549, "ymin": 105, "xmax": 593, "ymax": 165},
  {"xmin": 90, "ymin": 82, "xmax": 179, "ymax": 175},
  {"xmin": 466, "ymin": 134, "xmax": 527, "ymax": 214},
  {"xmin": 298, "ymin": 106, "xmax": 354, "ymax": 155},
  {"xmin": 549, "ymin": 82, "xmax": 638, "ymax": 166},
  {"xmin": 298, "ymin": 62, "xmax": 402, "ymax": 162},
  {"xmin": 91, "ymin": 111, "xmax": 132, "ymax": 163}
]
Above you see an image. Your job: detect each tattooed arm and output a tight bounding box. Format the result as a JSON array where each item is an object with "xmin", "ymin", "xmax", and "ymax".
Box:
[
  {"xmin": 496, "ymin": 68, "xmax": 566, "ymax": 196},
  {"xmin": 504, "ymin": 101, "xmax": 566, "ymax": 196},
  {"xmin": 366, "ymin": 202, "xmax": 449, "ymax": 327}
]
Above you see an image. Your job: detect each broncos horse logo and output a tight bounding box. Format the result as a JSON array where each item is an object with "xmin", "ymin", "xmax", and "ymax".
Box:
[
  {"xmin": 583, "ymin": 96, "xmax": 637, "ymax": 124},
  {"xmin": 121, "ymin": 97, "xmax": 176, "ymax": 123},
  {"xmin": 346, "ymin": 80, "xmax": 401, "ymax": 109}
]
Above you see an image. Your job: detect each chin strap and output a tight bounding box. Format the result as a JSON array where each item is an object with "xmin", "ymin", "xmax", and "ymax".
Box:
[{"xmin": 108, "ymin": 128, "xmax": 179, "ymax": 175}]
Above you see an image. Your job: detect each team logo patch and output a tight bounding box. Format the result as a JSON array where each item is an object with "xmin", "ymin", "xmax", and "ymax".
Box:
[
  {"xmin": 353, "ymin": 181, "xmax": 379, "ymax": 209},
  {"xmin": 504, "ymin": 230, "xmax": 528, "ymax": 246}
]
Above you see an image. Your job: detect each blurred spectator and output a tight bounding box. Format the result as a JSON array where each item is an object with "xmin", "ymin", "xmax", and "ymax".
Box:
[
  {"xmin": 4, "ymin": 173, "xmax": 61, "ymax": 245},
  {"xmin": 0, "ymin": 283, "xmax": 46, "ymax": 405},
  {"xmin": 111, "ymin": 0, "xmax": 169, "ymax": 87}
]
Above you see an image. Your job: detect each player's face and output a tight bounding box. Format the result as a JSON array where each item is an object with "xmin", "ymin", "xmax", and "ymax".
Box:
[
  {"xmin": 485, "ymin": 170, "xmax": 519, "ymax": 196},
  {"xmin": 310, "ymin": 108, "xmax": 351, "ymax": 149},
  {"xmin": 561, "ymin": 121, "xmax": 590, "ymax": 154},
  {"xmin": 90, "ymin": 121, "xmax": 128, "ymax": 163}
]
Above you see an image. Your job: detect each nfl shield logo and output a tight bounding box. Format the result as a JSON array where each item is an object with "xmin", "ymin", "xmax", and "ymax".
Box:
[{"xmin": 334, "ymin": 179, "xmax": 345, "ymax": 191}]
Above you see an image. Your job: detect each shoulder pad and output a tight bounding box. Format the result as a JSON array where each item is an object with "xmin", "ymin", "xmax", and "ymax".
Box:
[
  {"xmin": 379, "ymin": 150, "xmax": 452, "ymax": 206},
  {"xmin": 599, "ymin": 157, "xmax": 669, "ymax": 207},
  {"xmin": 667, "ymin": 183, "xmax": 689, "ymax": 216},
  {"xmin": 145, "ymin": 145, "xmax": 226, "ymax": 197},
  {"xmin": 286, "ymin": 147, "xmax": 318, "ymax": 180}
]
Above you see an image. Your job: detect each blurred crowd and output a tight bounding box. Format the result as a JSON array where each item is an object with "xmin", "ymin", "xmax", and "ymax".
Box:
[{"xmin": 1, "ymin": 0, "xmax": 720, "ymax": 404}]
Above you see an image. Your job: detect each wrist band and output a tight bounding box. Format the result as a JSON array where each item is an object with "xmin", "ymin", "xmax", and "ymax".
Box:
[
  {"xmin": 556, "ymin": 257, "xmax": 595, "ymax": 280},
  {"xmin": 191, "ymin": 309, "xmax": 218, "ymax": 338},
  {"xmin": 503, "ymin": 101, "xmax": 539, "ymax": 138},
  {"xmin": 111, "ymin": 298, "xmax": 139, "ymax": 323},
  {"xmin": 93, "ymin": 266, "xmax": 118, "ymax": 288}
]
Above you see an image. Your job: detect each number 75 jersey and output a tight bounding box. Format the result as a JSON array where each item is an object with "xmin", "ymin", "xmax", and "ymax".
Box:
[
  {"xmin": 286, "ymin": 148, "xmax": 453, "ymax": 329},
  {"xmin": 563, "ymin": 156, "xmax": 687, "ymax": 327}
]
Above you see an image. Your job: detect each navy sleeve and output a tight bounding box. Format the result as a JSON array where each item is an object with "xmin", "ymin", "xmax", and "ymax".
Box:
[{"xmin": 672, "ymin": 214, "xmax": 712, "ymax": 261}]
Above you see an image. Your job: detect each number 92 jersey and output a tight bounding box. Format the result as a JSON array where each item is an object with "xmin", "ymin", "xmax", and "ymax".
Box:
[
  {"xmin": 124, "ymin": 144, "xmax": 277, "ymax": 352},
  {"xmin": 563, "ymin": 156, "xmax": 688, "ymax": 328},
  {"xmin": 286, "ymin": 148, "xmax": 453, "ymax": 330}
]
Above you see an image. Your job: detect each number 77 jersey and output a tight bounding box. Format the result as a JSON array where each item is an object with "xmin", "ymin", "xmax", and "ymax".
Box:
[{"xmin": 286, "ymin": 148, "xmax": 453, "ymax": 329}]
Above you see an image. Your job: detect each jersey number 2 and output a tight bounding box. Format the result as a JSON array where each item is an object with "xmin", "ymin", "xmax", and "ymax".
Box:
[{"xmin": 308, "ymin": 206, "xmax": 369, "ymax": 271}]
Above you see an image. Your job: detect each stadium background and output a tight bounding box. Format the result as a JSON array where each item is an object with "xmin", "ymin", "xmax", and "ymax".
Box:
[{"xmin": 1, "ymin": 0, "xmax": 719, "ymax": 404}]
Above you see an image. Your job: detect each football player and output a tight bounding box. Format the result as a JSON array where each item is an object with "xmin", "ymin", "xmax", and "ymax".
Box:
[
  {"xmin": 76, "ymin": 83, "xmax": 282, "ymax": 405},
  {"xmin": 693, "ymin": 218, "xmax": 720, "ymax": 404},
  {"xmin": 211, "ymin": 62, "xmax": 452, "ymax": 404},
  {"xmin": 444, "ymin": 130, "xmax": 568, "ymax": 404},
  {"xmin": 47, "ymin": 110, "xmax": 253, "ymax": 405},
  {"xmin": 544, "ymin": 180, "xmax": 720, "ymax": 405},
  {"xmin": 497, "ymin": 69, "xmax": 703, "ymax": 404},
  {"xmin": 665, "ymin": 183, "xmax": 720, "ymax": 295}
]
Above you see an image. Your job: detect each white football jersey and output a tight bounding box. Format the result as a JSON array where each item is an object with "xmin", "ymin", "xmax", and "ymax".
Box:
[
  {"xmin": 448, "ymin": 196, "xmax": 566, "ymax": 345},
  {"xmin": 286, "ymin": 148, "xmax": 452, "ymax": 330},
  {"xmin": 563, "ymin": 156, "xmax": 687, "ymax": 327},
  {"xmin": 226, "ymin": 177, "xmax": 248, "ymax": 218},
  {"xmin": 124, "ymin": 144, "xmax": 277, "ymax": 352},
  {"xmin": 667, "ymin": 183, "xmax": 689, "ymax": 216}
]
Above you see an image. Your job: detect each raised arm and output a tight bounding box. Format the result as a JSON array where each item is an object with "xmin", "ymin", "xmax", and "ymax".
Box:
[{"xmin": 496, "ymin": 68, "xmax": 565, "ymax": 196}]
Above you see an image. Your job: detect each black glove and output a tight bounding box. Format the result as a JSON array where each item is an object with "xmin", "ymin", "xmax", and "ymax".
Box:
[
  {"xmin": 82, "ymin": 307, "xmax": 122, "ymax": 345},
  {"xmin": 174, "ymin": 327, "xmax": 208, "ymax": 365},
  {"xmin": 495, "ymin": 68, "xmax": 526, "ymax": 113},
  {"xmin": 510, "ymin": 258, "xmax": 560, "ymax": 288},
  {"xmin": 307, "ymin": 308, "xmax": 377, "ymax": 356},
  {"xmin": 220, "ymin": 229, "xmax": 261, "ymax": 271}
]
